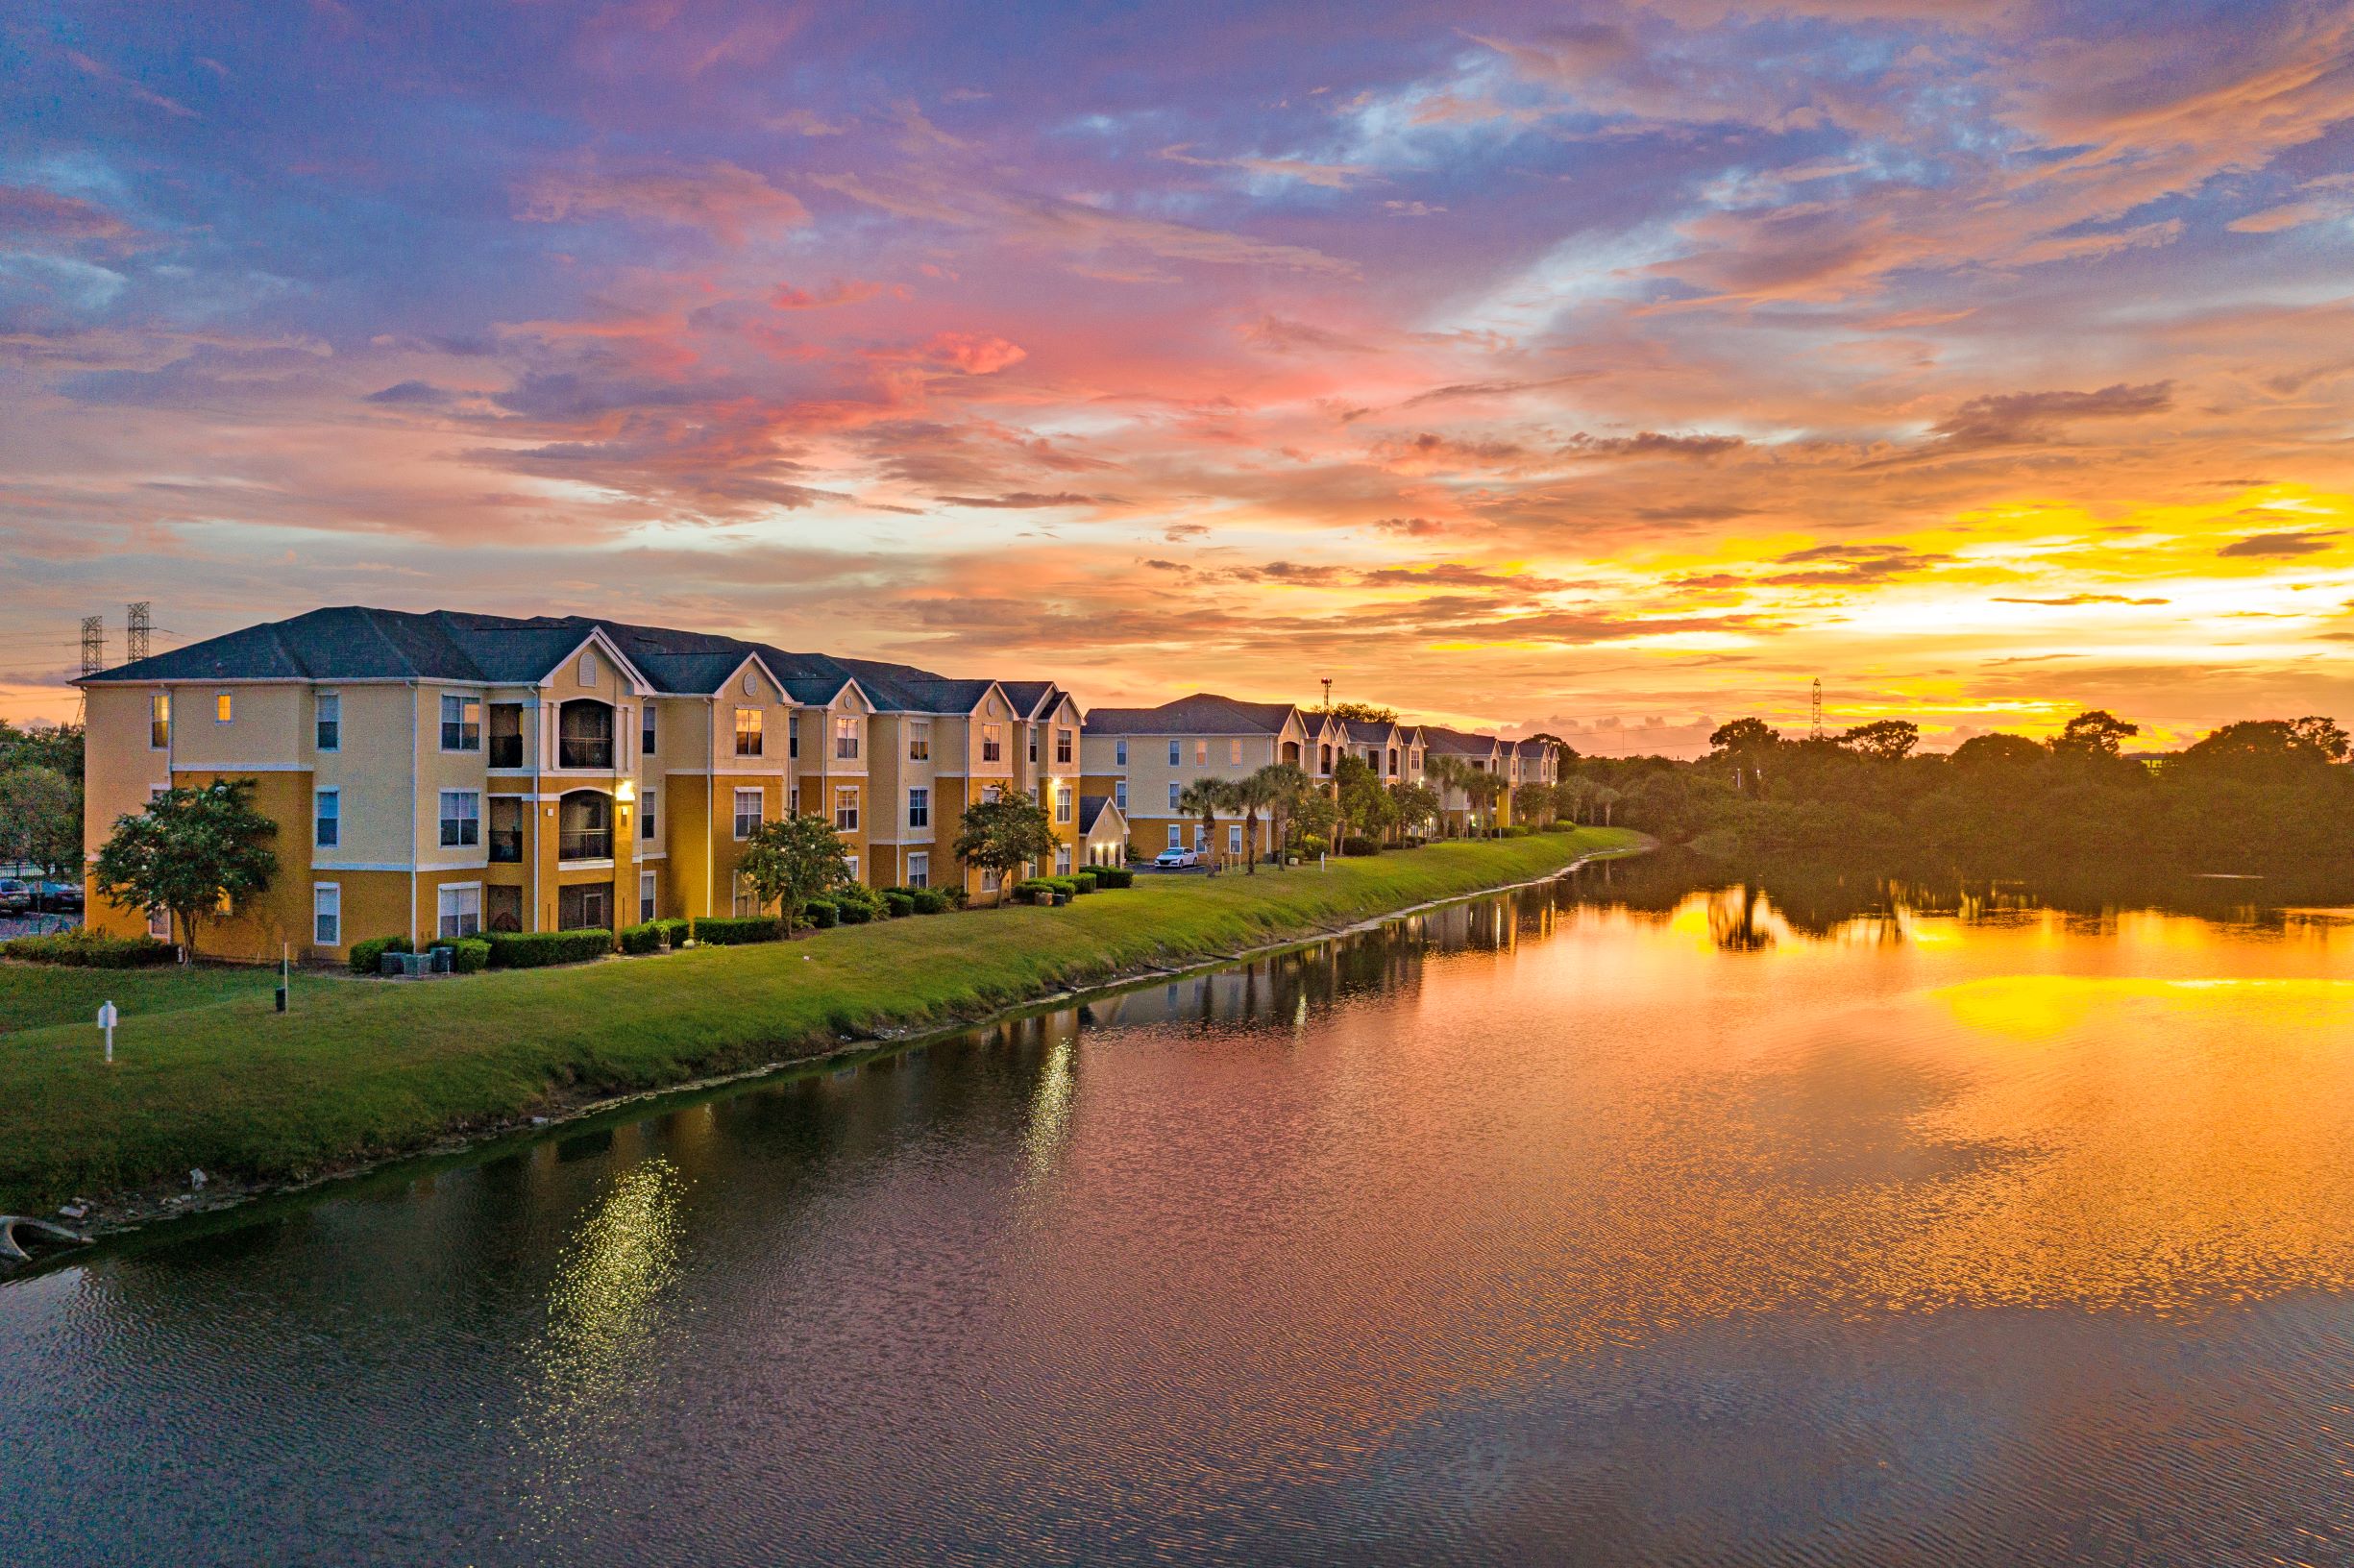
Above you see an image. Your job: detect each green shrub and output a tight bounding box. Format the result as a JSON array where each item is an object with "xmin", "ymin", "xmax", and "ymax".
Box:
[
  {"xmin": 1045, "ymin": 876, "xmax": 1080, "ymax": 894},
  {"xmin": 1091, "ymin": 867, "xmax": 1134, "ymax": 889},
  {"xmin": 2, "ymin": 929, "xmax": 179, "ymax": 968},
  {"xmin": 1071, "ymin": 870, "xmax": 1098, "ymax": 894},
  {"xmin": 1505, "ymin": 823, "xmax": 1533, "ymax": 838},
  {"xmin": 1339, "ymin": 835, "xmax": 1383, "ymax": 856},
  {"xmin": 692, "ymin": 915, "xmax": 781, "ymax": 946},
  {"xmin": 911, "ymin": 890, "xmax": 949, "ymax": 914},
  {"xmin": 486, "ymin": 928, "xmax": 613, "ymax": 968},
  {"xmin": 802, "ymin": 899, "xmax": 839, "ymax": 929},
  {"xmin": 431, "ymin": 937, "xmax": 491, "ymax": 973},
  {"xmin": 617, "ymin": 920, "xmax": 673, "ymax": 955},
  {"xmin": 882, "ymin": 891, "xmax": 916, "ymax": 918},
  {"xmin": 941, "ymin": 885, "xmax": 969, "ymax": 909},
  {"xmin": 837, "ymin": 898, "xmax": 873, "ymax": 924},
  {"xmin": 832, "ymin": 883, "xmax": 882, "ymax": 918},
  {"xmin": 1543, "ymin": 820, "xmax": 1574, "ymax": 833},
  {"xmin": 349, "ymin": 934, "xmax": 414, "ymax": 975}
]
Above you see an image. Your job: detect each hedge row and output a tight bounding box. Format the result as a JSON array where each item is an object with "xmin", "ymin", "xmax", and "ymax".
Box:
[
  {"xmin": 1, "ymin": 930, "xmax": 178, "ymax": 968},
  {"xmin": 486, "ymin": 928, "xmax": 615, "ymax": 968}
]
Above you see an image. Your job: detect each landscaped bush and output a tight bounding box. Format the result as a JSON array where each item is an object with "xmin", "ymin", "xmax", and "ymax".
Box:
[
  {"xmin": 1297, "ymin": 834, "xmax": 1329, "ymax": 856},
  {"xmin": 833, "ymin": 883, "xmax": 882, "ymax": 918},
  {"xmin": 691, "ymin": 915, "xmax": 781, "ymax": 946},
  {"xmin": 1543, "ymin": 820, "xmax": 1575, "ymax": 833},
  {"xmin": 1505, "ymin": 823, "xmax": 1533, "ymax": 838},
  {"xmin": 836, "ymin": 898, "xmax": 873, "ymax": 924},
  {"xmin": 431, "ymin": 937, "xmax": 491, "ymax": 973},
  {"xmin": 1091, "ymin": 867, "xmax": 1134, "ymax": 889},
  {"xmin": 618, "ymin": 919, "xmax": 688, "ymax": 955},
  {"xmin": 911, "ymin": 890, "xmax": 950, "ymax": 914},
  {"xmin": 1012, "ymin": 877, "xmax": 1056, "ymax": 905},
  {"xmin": 1339, "ymin": 835, "xmax": 1384, "ymax": 856},
  {"xmin": 941, "ymin": 885, "xmax": 969, "ymax": 909},
  {"xmin": 1071, "ymin": 870, "xmax": 1098, "ymax": 894},
  {"xmin": 486, "ymin": 928, "xmax": 613, "ymax": 968},
  {"xmin": 349, "ymin": 935, "xmax": 414, "ymax": 975},
  {"xmin": 882, "ymin": 891, "xmax": 916, "ymax": 918},
  {"xmin": 802, "ymin": 899, "xmax": 839, "ymax": 929},
  {"xmin": 2, "ymin": 929, "xmax": 178, "ymax": 968}
]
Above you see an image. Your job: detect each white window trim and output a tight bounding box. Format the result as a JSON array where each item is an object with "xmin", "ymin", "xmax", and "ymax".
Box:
[
  {"xmin": 732, "ymin": 787, "xmax": 763, "ymax": 841},
  {"xmin": 1167, "ymin": 824, "xmax": 1183, "ymax": 847},
  {"xmin": 436, "ymin": 881, "xmax": 483, "ymax": 940},
  {"xmin": 438, "ymin": 789, "xmax": 481, "ymax": 847},
  {"xmin": 1167, "ymin": 782, "xmax": 1181, "ymax": 810},
  {"xmin": 312, "ymin": 881, "xmax": 341, "ymax": 947},
  {"xmin": 314, "ymin": 787, "xmax": 340, "ymax": 848},
  {"xmin": 1115, "ymin": 739, "xmax": 1127, "ymax": 766},
  {"xmin": 907, "ymin": 851, "xmax": 930, "ymax": 890},
  {"xmin": 316, "ymin": 692, "xmax": 341, "ymax": 752}
]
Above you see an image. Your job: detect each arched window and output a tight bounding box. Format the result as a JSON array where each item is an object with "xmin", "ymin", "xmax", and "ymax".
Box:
[
  {"xmin": 558, "ymin": 790, "xmax": 613, "ymax": 861},
  {"xmin": 558, "ymin": 699, "xmax": 614, "ymax": 769}
]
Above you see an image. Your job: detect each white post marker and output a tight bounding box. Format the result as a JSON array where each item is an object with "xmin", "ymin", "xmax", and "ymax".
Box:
[{"xmin": 97, "ymin": 1000, "xmax": 117, "ymax": 1065}]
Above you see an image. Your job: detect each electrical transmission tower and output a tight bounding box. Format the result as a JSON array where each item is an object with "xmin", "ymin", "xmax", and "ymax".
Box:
[
  {"xmin": 79, "ymin": 614, "xmax": 105, "ymax": 723},
  {"xmin": 1809, "ymin": 678, "xmax": 1824, "ymax": 739},
  {"xmin": 126, "ymin": 600, "xmax": 152, "ymax": 663}
]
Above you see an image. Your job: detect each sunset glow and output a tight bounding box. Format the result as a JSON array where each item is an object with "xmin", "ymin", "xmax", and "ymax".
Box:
[{"xmin": 6, "ymin": 2, "xmax": 2352, "ymax": 747}]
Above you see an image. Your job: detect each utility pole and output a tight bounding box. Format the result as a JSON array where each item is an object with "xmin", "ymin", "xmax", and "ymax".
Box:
[
  {"xmin": 126, "ymin": 601, "xmax": 151, "ymax": 663},
  {"xmin": 1810, "ymin": 678, "xmax": 1824, "ymax": 740},
  {"xmin": 1320, "ymin": 677, "xmax": 1333, "ymax": 714}
]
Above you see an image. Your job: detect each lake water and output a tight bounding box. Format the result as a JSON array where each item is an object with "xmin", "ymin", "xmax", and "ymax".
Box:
[{"xmin": 6, "ymin": 858, "xmax": 2354, "ymax": 1566}]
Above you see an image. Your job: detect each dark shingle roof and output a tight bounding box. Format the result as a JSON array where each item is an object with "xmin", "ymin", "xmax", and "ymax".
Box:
[
  {"xmin": 1343, "ymin": 719, "xmax": 1397, "ymax": 744},
  {"xmin": 1082, "ymin": 693, "xmax": 1298, "ymax": 736},
  {"xmin": 1077, "ymin": 795, "xmax": 1121, "ymax": 835},
  {"xmin": 996, "ymin": 680, "xmax": 1061, "ymax": 719},
  {"xmin": 81, "ymin": 606, "xmax": 1003, "ymax": 709},
  {"xmin": 1420, "ymin": 724, "xmax": 1501, "ymax": 756}
]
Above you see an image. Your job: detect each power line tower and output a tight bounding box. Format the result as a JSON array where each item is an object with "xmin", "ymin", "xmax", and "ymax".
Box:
[
  {"xmin": 126, "ymin": 600, "xmax": 152, "ymax": 663},
  {"xmin": 1809, "ymin": 678, "xmax": 1824, "ymax": 740},
  {"xmin": 79, "ymin": 614, "xmax": 105, "ymax": 724}
]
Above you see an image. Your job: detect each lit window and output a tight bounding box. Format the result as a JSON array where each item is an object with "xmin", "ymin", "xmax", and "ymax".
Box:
[
  {"xmin": 835, "ymin": 786, "xmax": 859, "ymax": 832},
  {"xmin": 316, "ymin": 694, "xmax": 340, "ymax": 752},
  {"xmin": 215, "ymin": 693, "xmax": 233, "ymax": 723},
  {"xmin": 440, "ymin": 694, "xmax": 481, "ymax": 751},
  {"xmin": 436, "ymin": 884, "xmax": 481, "ymax": 940},
  {"xmin": 438, "ymin": 790, "xmax": 479, "ymax": 847},
  {"xmin": 732, "ymin": 788, "xmax": 762, "ymax": 840},
  {"xmin": 1229, "ymin": 739, "xmax": 1241, "ymax": 765},
  {"xmin": 981, "ymin": 723, "xmax": 1002, "ymax": 763},
  {"xmin": 312, "ymin": 883, "xmax": 341, "ymax": 946},
  {"xmin": 835, "ymin": 716, "xmax": 859, "ymax": 759},
  {"xmin": 314, "ymin": 789, "xmax": 339, "ymax": 848},
  {"xmin": 735, "ymin": 707, "xmax": 763, "ymax": 757},
  {"xmin": 1194, "ymin": 740, "xmax": 1207, "ymax": 767},
  {"xmin": 909, "ymin": 721, "xmax": 930, "ymax": 761},
  {"xmin": 150, "ymin": 693, "xmax": 170, "ymax": 749}
]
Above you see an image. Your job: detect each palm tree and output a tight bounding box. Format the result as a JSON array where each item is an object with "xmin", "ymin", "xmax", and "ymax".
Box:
[
  {"xmin": 1423, "ymin": 754, "xmax": 1469, "ymax": 837},
  {"xmin": 1177, "ymin": 776, "xmax": 1234, "ymax": 866},
  {"xmin": 1230, "ymin": 768, "xmax": 1282, "ymax": 873},
  {"xmin": 1463, "ymin": 769, "xmax": 1504, "ymax": 836},
  {"xmin": 1250, "ymin": 762, "xmax": 1311, "ymax": 867}
]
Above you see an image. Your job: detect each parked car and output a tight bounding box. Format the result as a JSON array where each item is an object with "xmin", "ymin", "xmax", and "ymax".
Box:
[
  {"xmin": 0, "ymin": 879, "xmax": 30, "ymax": 914},
  {"xmin": 1152, "ymin": 847, "xmax": 1202, "ymax": 869},
  {"xmin": 37, "ymin": 880, "xmax": 83, "ymax": 912}
]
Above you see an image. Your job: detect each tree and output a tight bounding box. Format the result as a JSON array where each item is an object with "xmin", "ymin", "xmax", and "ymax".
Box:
[
  {"xmin": 91, "ymin": 778, "xmax": 278, "ymax": 961},
  {"xmin": 1423, "ymin": 754, "xmax": 1469, "ymax": 835},
  {"xmin": 2052, "ymin": 710, "xmax": 2139, "ymax": 758},
  {"xmin": 1511, "ymin": 780, "xmax": 1555, "ymax": 827},
  {"xmin": 1838, "ymin": 719, "xmax": 1920, "ymax": 763},
  {"xmin": 740, "ymin": 813, "xmax": 851, "ymax": 933},
  {"xmin": 1708, "ymin": 717, "xmax": 1781, "ymax": 756},
  {"xmin": 1332, "ymin": 754, "xmax": 1388, "ymax": 850},
  {"xmin": 0, "ymin": 719, "xmax": 84, "ymax": 783},
  {"xmin": 1390, "ymin": 780, "xmax": 1439, "ymax": 840},
  {"xmin": 1317, "ymin": 700, "xmax": 1398, "ymax": 724},
  {"xmin": 2293, "ymin": 715, "xmax": 2350, "ymax": 762},
  {"xmin": 1290, "ymin": 787, "xmax": 1337, "ymax": 852},
  {"xmin": 1461, "ymin": 769, "xmax": 1505, "ymax": 836},
  {"xmin": 953, "ymin": 794, "xmax": 1056, "ymax": 900},
  {"xmin": 1249, "ymin": 763, "xmax": 1312, "ymax": 866},
  {"xmin": 1177, "ymin": 777, "xmax": 1236, "ymax": 864},
  {"xmin": 1949, "ymin": 732, "xmax": 2046, "ymax": 772},
  {"xmin": 0, "ymin": 765, "xmax": 79, "ymax": 879},
  {"xmin": 1230, "ymin": 769, "xmax": 1280, "ymax": 872}
]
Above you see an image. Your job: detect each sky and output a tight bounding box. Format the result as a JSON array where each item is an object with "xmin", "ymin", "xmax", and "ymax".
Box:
[{"xmin": 3, "ymin": 1, "xmax": 2352, "ymax": 752}]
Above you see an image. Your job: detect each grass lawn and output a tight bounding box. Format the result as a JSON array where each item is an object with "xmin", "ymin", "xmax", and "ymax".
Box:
[{"xmin": 0, "ymin": 829, "xmax": 1640, "ymax": 1211}]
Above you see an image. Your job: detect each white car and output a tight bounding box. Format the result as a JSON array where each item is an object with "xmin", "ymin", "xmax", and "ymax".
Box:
[{"xmin": 1153, "ymin": 847, "xmax": 1202, "ymax": 869}]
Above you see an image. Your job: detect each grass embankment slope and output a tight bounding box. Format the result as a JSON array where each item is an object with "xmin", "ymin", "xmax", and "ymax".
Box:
[{"xmin": 0, "ymin": 829, "xmax": 1640, "ymax": 1212}]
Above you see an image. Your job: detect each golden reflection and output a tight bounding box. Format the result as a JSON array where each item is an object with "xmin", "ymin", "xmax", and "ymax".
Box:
[
  {"xmin": 510, "ymin": 1159, "xmax": 687, "ymax": 1545},
  {"xmin": 1022, "ymin": 1036, "xmax": 1075, "ymax": 1188}
]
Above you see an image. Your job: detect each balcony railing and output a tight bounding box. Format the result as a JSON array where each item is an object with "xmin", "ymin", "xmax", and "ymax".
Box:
[
  {"xmin": 559, "ymin": 829, "xmax": 612, "ymax": 862},
  {"xmin": 489, "ymin": 828, "xmax": 524, "ymax": 864},
  {"xmin": 558, "ymin": 738, "xmax": 613, "ymax": 770},
  {"xmin": 489, "ymin": 735, "xmax": 525, "ymax": 769}
]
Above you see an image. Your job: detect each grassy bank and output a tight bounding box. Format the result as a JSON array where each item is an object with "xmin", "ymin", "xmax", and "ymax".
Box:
[{"xmin": 0, "ymin": 830, "xmax": 1639, "ymax": 1213}]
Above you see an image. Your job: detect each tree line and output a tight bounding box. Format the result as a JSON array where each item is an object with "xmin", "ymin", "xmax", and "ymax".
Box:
[{"xmin": 1556, "ymin": 709, "xmax": 2354, "ymax": 875}]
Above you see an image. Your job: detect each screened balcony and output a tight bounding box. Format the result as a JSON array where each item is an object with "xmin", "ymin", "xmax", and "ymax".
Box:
[
  {"xmin": 557, "ymin": 789, "xmax": 613, "ymax": 862},
  {"xmin": 558, "ymin": 699, "xmax": 614, "ymax": 770}
]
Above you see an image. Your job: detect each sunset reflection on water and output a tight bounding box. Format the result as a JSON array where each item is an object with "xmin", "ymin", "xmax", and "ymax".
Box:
[{"xmin": 7, "ymin": 870, "xmax": 2354, "ymax": 1565}]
